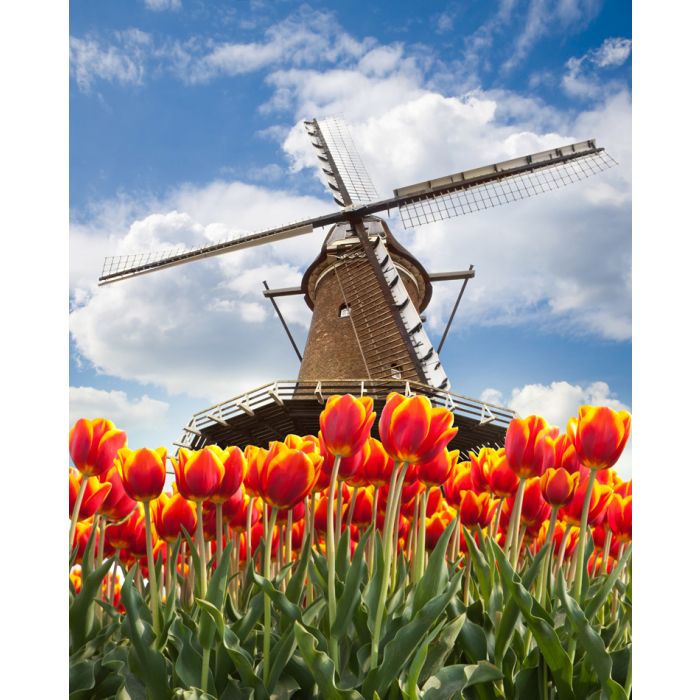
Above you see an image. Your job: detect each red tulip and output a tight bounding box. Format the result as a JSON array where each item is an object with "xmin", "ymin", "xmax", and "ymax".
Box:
[
  {"xmin": 487, "ymin": 449, "xmax": 520, "ymax": 497},
  {"xmin": 69, "ymin": 468, "xmax": 112, "ymax": 520},
  {"xmin": 519, "ymin": 478, "xmax": 551, "ymax": 528},
  {"xmin": 117, "ymin": 447, "xmax": 167, "ymax": 502},
  {"xmin": 319, "ymin": 394, "xmax": 376, "ymax": 458},
  {"xmin": 540, "ymin": 468, "xmax": 579, "ymax": 507},
  {"xmin": 259, "ymin": 442, "xmax": 319, "ymax": 509},
  {"xmin": 468, "ymin": 448, "xmax": 492, "ymax": 493},
  {"xmin": 362, "ymin": 438, "xmax": 393, "ymax": 485},
  {"xmin": 173, "ymin": 446, "xmax": 225, "ymax": 501},
  {"xmin": 460, "ymin": 491, "xmax": 494, "ymax": 530},
  {"xmin": 69, "ymin": 417, "xmax": 127, "ymax": 477},
  {"xmin": 444, "ymin": 460, "xmax": 473, "ymax": 506},
  {"xmin": 209, "ymin": 446, "xmax": 246, "ymax": 504},
  {"xmin": 97, "ymin": 465, "xmax": 137, "ymax": 521},
  {"xmin": 379, "ymin": 392, "xmax": 457, "ymax": 464},
  {"xmin": 417, "ymin": 448, "xmax": 459, "ymax": 486},
  {"xmin": 607, "ymin": 494, "xmax": 632, "ymax": 542},
  {"xmin": 154, "ymin": 492, "xmax": 197, "ymax": 542},
  {"xmin": 243, "ymin": 445, "xmax": 267, "ymax": 497},
  {"xmin": 505, "ymin": 415, "xmax": 557, "ymax": 479},
  {"xmin": 568, "ymin": 406, "xmax": 631, "ymax": 470}
]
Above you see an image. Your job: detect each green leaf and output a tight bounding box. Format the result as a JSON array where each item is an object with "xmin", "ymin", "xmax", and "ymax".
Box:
[
  {"xmin": 221, "ymin": 627, "xmax": 265, "ymax": 694},
  {"xmin": 267, "ymin": 626, "xmax": 297, "ymax": 693},
  {"xmin": 492, "ymin": 546, "xmax": 574, "ymax": 700},
  {"xmin": 448, "ymin": 601, "xmax": 488, "ymax": 664},
  {"xmin": 419, "ymin": 613, "xmax": 465, "ymax": 684},
  {"xmin": 69, "ymin": 556, "xmax": 115, "ymax": 652},
  {"xmin": 198, "ymin": 540, "xmax": 234, "ymax": 650},
  {"xmin": 413, "ymin": 518, "xmax": 456, "ymax": 615},
  {"xmin": 252, "ymin": 571, "xmax": 303, "ymax": 624},
  {"xmin": 463, "ymin": 529, "xmax": 491, "ymax": 602},
  {"xmin": 584, "ymin": 547, "xmax": 633, "ymax": 619},
  {"xmin": 120, "ymin": 566, "xmax": 171, "ymax": 700},
  {"xmin": 556, "ymin": 571, "xmax": 628, "ymax": 700},
  {"xmin": 331, "ymin": 527, "xmax": 371, "ymax": 637},
  {"xmin": 364, "ymin": 572, "xmax": 463, "ymax": 698},
  {"xmin": 69, "ymin": 659, "xmax": 96, "ymax": 699},
  {"xmin": 293, "ymin": 622, "xmax": 363, "ymax": 700},
  {"xmin": 493, "ymin": 544, "xmax": 549, "ymax": 665},
  {"xmin": 363, "ymin": 531, "xmax": 385, "ymax": 637},
  {"xmin": 286, "ymin": 534, "xmax": 312, "ymax": 608},
  {"xmin": 402, "ymin": 619, "xmax": 446, "ymax": 700},
  {"xmin": 234, "ymin": 590, "xmax": 264, "ymax": 643},
  {"xmin": 169, "ymin": 617, "xmax": 214, "ymax": 692},
  {"xmin": 421, "ymin": 662, "xmax": 503, "ymax": 700},
  {"xmin": 337, "ymin": 526, "xmax": 351, "ymax": 580}
]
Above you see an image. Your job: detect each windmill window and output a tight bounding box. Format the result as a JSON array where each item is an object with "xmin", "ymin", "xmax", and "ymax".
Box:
[
  {"xmin": 339, "ymin": 303, "xmax": 351, "ymax": 318},
  {"xmin": 390, "ymin": 363, "xmax": 402, "ymax": 379}
]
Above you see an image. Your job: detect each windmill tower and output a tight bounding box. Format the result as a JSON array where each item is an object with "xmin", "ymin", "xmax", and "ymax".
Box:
[{"xmin": 99, "ymin": 117, "xmax": 617, "ymax": 455}]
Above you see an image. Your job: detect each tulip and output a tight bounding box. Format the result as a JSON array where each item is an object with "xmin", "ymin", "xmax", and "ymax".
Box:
[
  {"xmin": 69, "ymin": 468, "xmax": 112, "ymax": 520},
  {"xmin": 97, "ymin": 465, "xmax": 138, "ymax": 521},
  {"xmin": 154, "ymin": 492, "xmax": 197, "ymax": 543},
  {"xmin": 362, "ymin": 438, "xmax": 393, "ymax": 486},
  {"xmin": 569, "ymin": 406, "xmax": 631, "ymax": 471},
  {"xmin": 243, "ymin": 445, "xmax": 267, "ymax": 498},
  {"xmin": 468, "ymin": 448, "xmax": 492, "ymax": 493},
  {"xmin": 379, "ymin": 392, "xmax": 457, "ymax": 465},
  {"xmin": 444, "ymin": 460, "xmax": 473, "ymax": 506},
  {"xmin": 460, "ymin": 491, "xmax": 494, "ymax": 530},
  {"xmin": 319, "ymin": 394, "xmax": 376, "ymax": 458},
  {"xmin": 487, "ymin": 449, "xmax": 520, "ymax": 498},
  {"xmin": 118, "ymin": 447, "xmax": 167, "ymax": 503},
  {"xmin": 540, "ymin": 468, "xmax": 579, "ymax": 507},
  {"xmin": 417, "ymin": 448, "xmax": 459, "ymax": 486},
  {"xmin": 173, "ymin": 446, "xmax": 226, "ymax": 502},
  {"xmin": 425, "ymin": 502, "xmax": 456, "ymax": 549},
  {"xmin": 607, "ymin": 494, "xmax": 632, "ymax": 543},
  {"xmin": 69, "ymin": 417, "xmax": 127, "ymax": 477}
]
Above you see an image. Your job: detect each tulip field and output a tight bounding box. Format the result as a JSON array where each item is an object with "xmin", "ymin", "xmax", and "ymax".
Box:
[{"xmin": 69, "ymin": 392, "xmax": 632, "ymax": 699}]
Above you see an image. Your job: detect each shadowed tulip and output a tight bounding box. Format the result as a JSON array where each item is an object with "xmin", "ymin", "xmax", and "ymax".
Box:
[
  {"xmin": 243, "ymin": 445, "xmax": 268, "ymax": 498},
  {"xmin": 607, "ymin": 494, "xmax": 632, "ymax": 542},
  {"xmin": 487, "ymin": 449, "xmax": 520, "ymax": 497},
  {"xmin": 540, "ymin": 468, "xmax": 579, "ymax": 507},
  {"xmin": 468, "ymin": 447, "xmax": 492, "ymax": 493},
  {"xmin": 379, "ymin": 392, "xmax": 457, "ymax": 464},
  {"xmin": 154, "ymin": 492, "xmax": 197, "ymax": 542},
  {"xmin": 362, "ymin": 438, "xmax": 393, "ymax": 486},
  {"xmin": 97, "ymin": 465, "xmax": 137, "ymax": 521},
  {"xmin": 417, "ymin": 448, "xmax": 459, "ymax": 486},
  {"xmin": 69, "ymin": 468, "xmax": 112, "ymax": 520},
  {"xmin": 444, "ymin": 460, "xmax": 473, "ymax": 506},
  {"xmin": 319, "ymin": 394, "xmax": 376, "ymax": 458}
]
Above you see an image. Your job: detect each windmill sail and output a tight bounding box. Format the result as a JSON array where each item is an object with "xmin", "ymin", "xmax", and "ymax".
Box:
[
  {"xmin": 391, "ymin": 140, "xmax": 617, "ymax": 228},
  {"xmin": 305, "ymin": 117, "xmax": 379, "ymax": 207}
]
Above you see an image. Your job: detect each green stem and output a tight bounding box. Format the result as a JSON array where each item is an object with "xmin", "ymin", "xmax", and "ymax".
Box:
[
  {"xmin": 536, "ymin": 507, "xmax": 559, "ymax": 605},
  {"xmin": 334, "ymin": 475, "xmax": 344, "ymax": 551},
  {"xmin": 201, "ymin": 647, "xmax": 210, "ymax": 693},
  {"xmin": 600, "ymin": 527, "xmax": 612, "ymax": 577},
  {"xmin": 413, "ymin": 489, "xmax": 428, "ymax": 582},
  {"xmin": 69, "ymin": 476, "xmax": 89, "ymax": 560},
  {"xmin": 326, "ymin": 455, "xmax": 342, "ymax": 668},
  {"xmin": 370, "ymin": 461, "xmax": 408, "ymax": 669},
  {"xmin": 572, "ymin": 472, "xmax": 597, "ymax": 600},
  {"xmin": 284, "ymin": 509, "xmax": 293, "ymax": 589},
  {"xmin": 346, "ymin": 486, "xmax": 359, "ymax": 530},
  {"xmin": 368, "ymin": 487, "xmax": 378, "ymax": 577},
  {"xmin": 143, "ymin": 501, "xmax": 161, "ymax": 637},
  {"xmin": 263, "ymin": 505, "xmax": 279, "ymax": 687},
  {"xmin": 195, "ymin": 501, "xmax": 207, "ymax": 597},
  {"xmin": 506, "ymin": 477, "xmax": 527, "ymax": 568},
  {"xmin": 462, "ymin": 552, "xmax": 472, "ymax": 606},
  {"xmin": 215, "ymin": 502, "xmax": 223, "ymax": 566}
]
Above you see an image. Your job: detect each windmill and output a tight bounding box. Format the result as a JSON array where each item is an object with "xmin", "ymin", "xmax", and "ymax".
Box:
[{"xmin": 99, "ymin": 117, "xmax": 617, "ymax": 456}]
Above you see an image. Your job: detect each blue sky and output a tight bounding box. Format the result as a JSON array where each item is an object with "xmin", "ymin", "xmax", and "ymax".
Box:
[{"xmin": 69, "ymin": 0, "xmax": 632, "ymax": 473}]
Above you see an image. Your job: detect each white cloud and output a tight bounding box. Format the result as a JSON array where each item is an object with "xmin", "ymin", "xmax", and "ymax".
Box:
[
  {"xmin": 69, "ymin": 386, "xmax": 169, "ymax": 427},
  {"xmin": 481, "ymin": 380, "xmax": 631, "ymax": 477},
  {"xmin": 70, "ymin": 30, "xmax": 151, "ymax": 92},
  {"xmin": 562, "ymin": 36, "xmax": 631, "ymax": 98},
  {"xmin": 144, "ymin": 0, "xmax": 181, "ymax": 11}
]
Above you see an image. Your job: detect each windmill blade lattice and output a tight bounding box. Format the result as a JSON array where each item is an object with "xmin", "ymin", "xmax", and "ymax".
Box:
[{"xmin": 392, "ymin": 140, "xmax": 617, "ymax": 229}]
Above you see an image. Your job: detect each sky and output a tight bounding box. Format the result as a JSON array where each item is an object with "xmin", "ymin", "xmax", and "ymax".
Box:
[{"xmin": 69, "ymin": 0, "xmax": 632, "ymax": 475}]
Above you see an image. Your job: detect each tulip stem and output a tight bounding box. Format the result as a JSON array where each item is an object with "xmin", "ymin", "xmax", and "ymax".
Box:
[
  {"xmin": 109, "ymin": 551, "xmax": 119, "ymax": 607},
  {"xmin": 326, "ymin": 455, "xmax": 342, "ymax": 668},
  {"xmin": 142, "ymin": 501, "xmax": 161, "ymax": 637},
  {"xmin": 368, "ymin": 487, "xmax": 378, "ymax": 577},
  {"xmin": 263, "ymin": 506, "xmax": 279, "ymax": 687},
  {"xmin": 600, "ymin": 527, "xmax": 613, "ymax": 577},
  {"xmin": 370, "ymin": 461, "xmax": 408, "ymax": 670},
  {"xmin": 413, "ymin": 489, "xmax": 428, "ymax": 583},
  {"xmin": 536, "ymin": 507, "xmax": 559, "ymax": 605},
  {"xmin": 491, "ymin": 498, "xmax": 504, "ymax": 540},
  {"xmin": 195, "ymin": 501, "xmax": 207, "ymax": 597},
  {"xmin": 215, "ymin": 503, "xmax": 224, "ymax": 567},
  {"xmin": 334, "ymin": 479, "xmax": 344, "ymax": 551},
  {"xmin": 506, "ymin": 477, "xmax": 527, "ymax": 568},
  {"xmin": 572, "ymin": 472, "xmax": 597, "ymax": 600},
  {"xmin": 69, "ymin": 476, "xmax": 89, "ymax": 560},
  {"xmin": 346, "ymin": 486, "xmax": 359, "ymax": 530},
  {"xmin": 462, "ymin": 552, "xmax": 472, "ymax": 606},
  {"xmin": 285, "ymin": 509, "xmax": 293, "ymax": 587}
]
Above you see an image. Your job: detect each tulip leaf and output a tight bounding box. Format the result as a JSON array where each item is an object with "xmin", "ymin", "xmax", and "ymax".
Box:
[
  {"xmin": 293, "ymin": 622, "xmax": 363, "ymax": 700},
  {"xmin": 332, "ymin": 527, "xmax": 371, "ymax": 637},
  {"xmin": 448, "ymin": 600, "xmax": 488, "ymax": 665},
  {"xmin": 252, "ymin": 571, "xmax": 303, "ymax": 624},
  {"xmin": 493, "ymin": 544, "xmax": 549, "ymax": 665},
  {"xmin": 337, "ymin": 526, "xmax": 351, "ymax": 580},
  {"xmin": 233, "ymin": 590, "xmax": 264, "ymax": 643},
  {"xmin": 169, "ymin": 617, "xmax": 213, "ymax": 692},
  {"xmin": 555, "ymin": 570, "xmax": 628, "ymax": 700},
  {"xmin": 464, "ymin": 529, "xmax": 491, "ymax": 602},
  {"xmin": 267, "ymin": 626, "xmax": 298, "ymax": 693},
  {"xmin": 120, "ymin": 566, "xmax": 171, "ymax": 700},
  {"xmin": 198, "ymin": 540, "xmax": 234, "ymax": 650},
  {"xmin": 413, "ymin": 518, "xmax": 456, "ymax": 616},
  {"xmin": 69, "ymin": 556, "xmax": 115, "ymax": 652},
  {"xmin": 419, "ymin": 612, "xmax": 465, "ymax": 685},
  {"xmin": 363, "ymin": 531, "xmax": 385, "ymax": 637},
  {"xmin": 69, "ymin": 659, "xmax": 96, "ymax": 699},
  {"xmin": 492, "ymin": 547, "xmax": 574, "ymax": 700},
  {"xmin": 364, "ymin": 572, "xmax": 462, "ymax": 698},
  {"xmin": 221, "ymin": 627, "xmax": 264, "ymax": 694},
  {"xmin": 421, "ymin": 662, "xmax": 503, "ymax": 700},
  {"xmin": 584, "ymin": 547, "xmax": 633, "ymax": 620},
  {"xmin": 402, "ymin": 618, "xmax": 447, "ymax": 700},
  {"xmin": 285, "ymin": 534, "xmax": 312, "ymax": 608}
]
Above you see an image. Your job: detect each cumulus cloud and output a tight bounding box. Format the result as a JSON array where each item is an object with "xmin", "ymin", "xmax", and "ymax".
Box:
[
  {"xmin": 69, "ymin": 386, "xmax": 169, "ymax": 427},
  {"xmin": 481, "ymin": 380, "xmax": 631, "ymax": 477}
]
